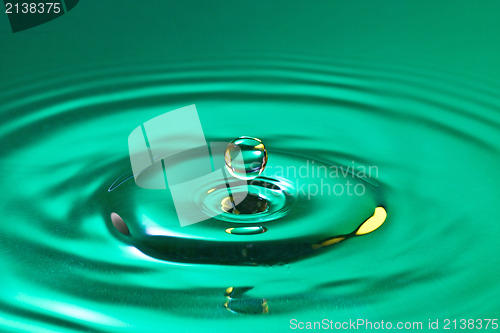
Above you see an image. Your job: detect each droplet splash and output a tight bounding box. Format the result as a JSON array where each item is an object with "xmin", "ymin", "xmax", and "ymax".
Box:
[
  {"xmin": 221, "ymin": 193, "xmax": 268, "ymax": 214},
  {"xmin": 225, "ymin": 136, "xmax": 268, "ymax": 180},
  {"xmin": 106, "ymin": 145, "xmax": 387, "ymax": 265}
]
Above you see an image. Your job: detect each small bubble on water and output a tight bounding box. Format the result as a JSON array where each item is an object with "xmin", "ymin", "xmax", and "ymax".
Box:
[
  {"xmin": 111, "ymin": 213, "xmax": 130, "ymax": 236},
  {"xmin": 224, "ymin": 136, "xmax": 267, "ymax": 180},
  {"xmin": 225, "ymin": 226, "xmax": 267, "ymax": 235}
]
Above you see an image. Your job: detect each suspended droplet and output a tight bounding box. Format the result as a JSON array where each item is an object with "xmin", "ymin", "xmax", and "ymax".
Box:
[{"xmin": 225, "ymin": 136, "xmax": 267, "ymax": 180}]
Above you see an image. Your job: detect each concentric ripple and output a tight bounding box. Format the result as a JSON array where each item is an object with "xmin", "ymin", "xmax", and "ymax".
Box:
[
  {"xmin": 1, "ymin": 56, "xmax": 500, "ymax": 330},
  {"xmin": 105, "ymin": 148, "xmax": 382, "ymax": 265}
]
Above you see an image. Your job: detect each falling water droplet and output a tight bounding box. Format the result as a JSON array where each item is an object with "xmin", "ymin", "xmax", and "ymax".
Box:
[{"xmin": 225, "ymin": 136, "xmax": 267, "ymax": 180}]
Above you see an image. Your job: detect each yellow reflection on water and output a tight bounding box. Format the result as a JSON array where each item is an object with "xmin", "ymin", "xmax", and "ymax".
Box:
[
  {"xmin": 313, "ymin": 206, "xmax": 387, "ymax": 249},
  {"xmin": 355, "ymin": 207, "xmax": 387, "ymax": 235}
]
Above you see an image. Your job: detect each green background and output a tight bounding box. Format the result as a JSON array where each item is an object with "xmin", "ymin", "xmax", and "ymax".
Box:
[{"xmin": 1, "ymin": 1, "xmax": 500, "ymax": 332}]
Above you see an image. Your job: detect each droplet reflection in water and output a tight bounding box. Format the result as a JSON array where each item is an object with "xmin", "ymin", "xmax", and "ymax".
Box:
[
  {"xmin": 224, "ymin": 287, "xmax": 268, "ymax": 314},
  {"xmin": 225, "ymin": 136, "xmax": 268, "ymax": 180}
]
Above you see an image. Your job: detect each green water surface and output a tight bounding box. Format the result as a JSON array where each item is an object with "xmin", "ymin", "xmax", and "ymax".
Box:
[{"xmin": 1, "ymin": 1, "xmax": 500, "ymax": 332}]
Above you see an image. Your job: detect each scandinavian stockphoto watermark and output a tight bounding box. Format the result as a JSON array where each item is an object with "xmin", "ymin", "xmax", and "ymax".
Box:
[{"xmin": 249, "ymin": 160, "xmax": 378, "ymax": 200}]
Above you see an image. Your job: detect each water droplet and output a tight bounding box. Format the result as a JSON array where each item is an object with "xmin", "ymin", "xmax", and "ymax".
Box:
[{"xmin": 225, "ymin": 136, "xmax": 267, "ymax": 180}]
